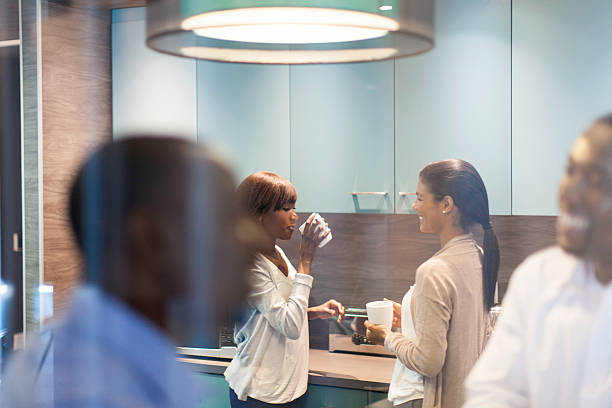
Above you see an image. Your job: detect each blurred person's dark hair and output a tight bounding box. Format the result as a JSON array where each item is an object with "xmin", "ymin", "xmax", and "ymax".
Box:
[{"xmin": 69, "ymin": 136, "xmax": 252, "ymax": 344}]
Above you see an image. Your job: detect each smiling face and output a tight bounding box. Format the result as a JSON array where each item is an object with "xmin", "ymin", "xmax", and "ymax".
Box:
[
  {"xmin": 557, "ymin": 121, "xmax": 612, "ymax": 262},
  {"xmin": 412, "ymin": 178, "xmax": 446, "ymax": 234},
  {"xmin": 261, "ymin": 202, "xmax": 299, "ymax": 241}
]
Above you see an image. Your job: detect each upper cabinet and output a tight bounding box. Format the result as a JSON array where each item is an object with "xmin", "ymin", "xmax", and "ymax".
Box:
[
  {"xmin": 395, "ymin": 0, "xmax": 511, "ymax": 215},
  {"xmin": 196, "ymin": 61, "xmax": 291, "ymax": 183},
  {"xmin": 290, "ymin": 62, "xmax": 395, "ymax": 213},
  {"xmin": 512, "ymin": 0, "xmax": 612, "ymax": 215}
]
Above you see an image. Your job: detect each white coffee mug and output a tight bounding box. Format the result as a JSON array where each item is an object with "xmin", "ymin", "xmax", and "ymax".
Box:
[{"xmin": 366, "ymin": 300, "xmax": 393, "ymax": 329}]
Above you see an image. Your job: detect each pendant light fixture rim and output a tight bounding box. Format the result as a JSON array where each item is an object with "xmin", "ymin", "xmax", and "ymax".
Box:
[
  {"xmin": 146, "ymin": 30, "xmax": 434, "ymax": 65},
  {"xmin": 146, "ymin": 0, "xmax": 434, "ymax": 64},
  {"xmin": 181, "ymin": 7, "xmax": 401, "ymax": 32}
]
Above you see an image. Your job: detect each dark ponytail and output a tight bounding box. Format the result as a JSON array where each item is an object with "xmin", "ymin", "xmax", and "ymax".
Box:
[
  {"xmin": 419, "ymin": 159, "xmax": 500, "ymax": 310},
  {"xmin": 482, "ymin": 225, "xmax": 500, "ymax": 309}
]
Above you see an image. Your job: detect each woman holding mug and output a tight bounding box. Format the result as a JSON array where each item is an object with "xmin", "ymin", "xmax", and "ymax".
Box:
[
  {"xmin": 225, "ymin": 171, "xmax": 345, "ymax": 408},
  {"xmin": 365, "ymin": 160, "xmax": 499, "ymax": 408}
]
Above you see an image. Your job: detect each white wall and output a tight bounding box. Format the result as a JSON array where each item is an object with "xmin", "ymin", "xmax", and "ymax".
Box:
[{"xmin": 112, "ymin": 7, "xmax": 197, "ymax": 141}]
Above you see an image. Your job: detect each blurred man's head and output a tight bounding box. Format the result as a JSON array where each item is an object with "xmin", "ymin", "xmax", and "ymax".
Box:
[
  {"xmin": 69, "ymin": 136, "xmax": 253, "ymax": 345},
  {"xmin": 557, "ymin": 114, "xmax": 612, "ymax": 264}
]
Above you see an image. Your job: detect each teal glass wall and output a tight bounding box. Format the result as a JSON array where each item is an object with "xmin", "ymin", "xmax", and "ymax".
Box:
[
  {"xmin": 395, "ymin": 0, "xmax": 511, "ymax": 215},
  {"xmin": 512, "ymin": 0, "xmax": 612, "ymax": 215},
  {"xmin": 112, "ymin": 0, "xmax": 612, "ymax": 215},
  {"xmin": 196, "ymin": 61, "xmax": 291, "ymax": 182}
]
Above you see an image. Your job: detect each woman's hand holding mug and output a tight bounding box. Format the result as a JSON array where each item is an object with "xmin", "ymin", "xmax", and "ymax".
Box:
[{"xmin": 298, "ymin": 213, "xmax": 329, "ymax": 263}]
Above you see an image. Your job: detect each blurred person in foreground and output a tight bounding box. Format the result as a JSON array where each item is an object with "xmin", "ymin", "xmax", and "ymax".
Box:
[
  {"xmin": 464, "ymin": 114, "xmax": 612, "ymax": 407},
  {"xmin": 1, "ymin": 136, "xmax": 257, "ymax": 407}
]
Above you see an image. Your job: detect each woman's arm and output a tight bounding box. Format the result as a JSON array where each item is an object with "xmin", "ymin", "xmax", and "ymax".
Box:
[
  {"xmin": 392, "ymin": 261, "xmax": 452, "ymax": 377},
  {"xmin": 385, "ymin": 294, "xmax": 450, "ymax": 376},
  {"xmin": 297, "ymin": 214, "xmax": 329, "ymax": 275},
  {"xmin": 295, "ymin": 215, "xmax": 337, "ymax": 321},
  {"xmin": 248, "ymin": 266, "xmax": 313, "ymax": 340},
  {"xmin": 307, "ymin": 299, "xmax": 345, "ymax": 322},
  {"xmin": 367, "ymin": 260, "xmax": 452, "ymax": 377}
]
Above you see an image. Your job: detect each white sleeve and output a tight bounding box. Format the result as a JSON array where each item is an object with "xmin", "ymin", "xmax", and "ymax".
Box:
[
  {"xmin": 463, "ymin": 257, "xmax": 537, "ymax": 408},
  {"xmin": 247, "ymin": 266, "xmax": 313, "ymax": 340}
]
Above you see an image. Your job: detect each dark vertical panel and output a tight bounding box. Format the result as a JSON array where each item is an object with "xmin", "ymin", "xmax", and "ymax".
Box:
[
  {"xmin": 0, "ymin": 0, "xmax": 19, "ymax": 41},
  {"xmin": 0, "ymin": 45, "xmax": 23, "ymax": 360}
]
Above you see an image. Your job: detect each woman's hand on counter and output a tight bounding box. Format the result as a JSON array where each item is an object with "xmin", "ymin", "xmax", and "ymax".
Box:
[
  {"xmin": 308, "ymin": 299, "xmax": 345, "ymax": 323},
  {"xmin": 364, "ymin": 320, "xmax": 392, "ymax": 346},
  {"xmin": 384, "ymin": 298, "xmax": 402, "ymax": 328}
]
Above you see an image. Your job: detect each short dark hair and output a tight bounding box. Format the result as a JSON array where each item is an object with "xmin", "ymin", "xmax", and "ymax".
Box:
[
  {"xmin": 236, "ymin": 172, "xmax": 296, "ymax": 217},
  {"xmin": 419, "ymin": 159, "xmax": 500, "ymax": 309}
]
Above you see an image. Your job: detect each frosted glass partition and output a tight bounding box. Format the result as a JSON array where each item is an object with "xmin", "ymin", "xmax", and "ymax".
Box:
[
  {"xmin": 512, "ymin": 0, "xmax": 612, "ymax": 215},
  {"xmin": 196, "ymin": 61, "xmax": 291, "ymax": 182},
  {"xmin": 395, "ymin": 0, "xmax": 511, "ymax": 215},
  {"xmin": 112, "ymin": 8, "xmax": 197, "ymax": 140},
  {"xmin": 290, "ymin": 61, "xmax": 395, "ymax": 213}
]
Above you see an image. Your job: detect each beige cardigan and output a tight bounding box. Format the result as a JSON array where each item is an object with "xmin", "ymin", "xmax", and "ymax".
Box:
[{"xmin": 384, "ymin": 234, "xmax": 489, "ymax": 408}]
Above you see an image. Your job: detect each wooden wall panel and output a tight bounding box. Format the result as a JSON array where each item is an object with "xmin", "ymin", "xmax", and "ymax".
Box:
[
  {"xmin": 277, "ymin": 214, "xmax": 556, "ymax": 349},
  {"xmin": 42, "ymin": 1, "xmax": 112, "ymax": 314},
  {"xmin": 482, "ymin": 215, "xmax": 558, "ymax": 296}
]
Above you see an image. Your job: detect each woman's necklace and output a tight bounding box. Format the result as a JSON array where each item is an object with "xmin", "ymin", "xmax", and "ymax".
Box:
[
  {"xmin": 265, "ymin": 249, "xmax": 280, "ymax": 261},
  {"xmin": 264, "ymin": 248, "xmax": 288, "ymax": 276}
]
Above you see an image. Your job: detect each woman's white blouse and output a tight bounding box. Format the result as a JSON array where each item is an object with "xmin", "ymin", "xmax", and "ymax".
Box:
[
  {"xmin": 388, "ymin": 286, "xmax": 424, "ymax": 405},
  {"xmin": 225, "ymin": 246, "xmax": 313, "ymax": 403}
]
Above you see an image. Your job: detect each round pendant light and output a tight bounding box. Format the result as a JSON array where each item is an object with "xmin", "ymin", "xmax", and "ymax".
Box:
[{"xmin": 147, "ymin": 1, "xmax": 434, "ymax": 64}]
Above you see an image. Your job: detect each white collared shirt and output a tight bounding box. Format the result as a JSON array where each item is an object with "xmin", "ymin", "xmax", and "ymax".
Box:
[
  {"xmin": 464, "ymin": 246, "xmax": 612, "ymax": 408},
  {"xmin": 225, "ymin": 246, "xmax": 313, "ymax": 404}
]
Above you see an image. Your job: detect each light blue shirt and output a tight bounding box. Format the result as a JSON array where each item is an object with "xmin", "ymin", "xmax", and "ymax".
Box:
[{"xmin": 1, "ymin": 285, "xmax": 207, "ymax": 407}]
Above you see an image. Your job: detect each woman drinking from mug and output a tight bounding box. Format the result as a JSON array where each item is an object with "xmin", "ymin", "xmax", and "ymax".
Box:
[
  {"xmin": 225, "ymin": 171, "xmax": 345, "ymax": 408},
  {"xmin": 365, "ymin": 160, "xmax": 499, "ymax": 408}
]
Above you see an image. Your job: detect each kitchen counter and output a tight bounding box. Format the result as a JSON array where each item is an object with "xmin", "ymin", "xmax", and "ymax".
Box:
[{"xmin": 178, "ymin": 349, "xmax": 395, "ymax": 392}]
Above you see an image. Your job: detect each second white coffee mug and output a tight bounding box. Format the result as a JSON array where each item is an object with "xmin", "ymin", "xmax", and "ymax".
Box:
[{"xmin": 366, "ymin": 300, "xmax": 393, "ymax": 329}]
